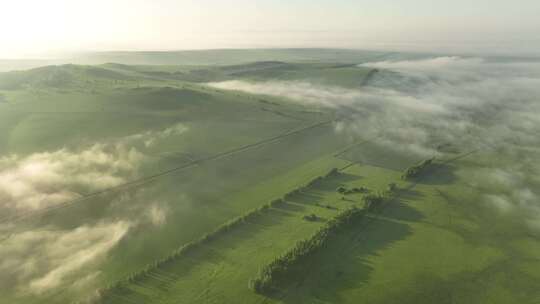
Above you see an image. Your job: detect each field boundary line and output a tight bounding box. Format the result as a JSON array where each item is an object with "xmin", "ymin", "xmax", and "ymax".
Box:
[{"xmin": 0, "ymin": 120, "xmax": 333, "ymax": 225}]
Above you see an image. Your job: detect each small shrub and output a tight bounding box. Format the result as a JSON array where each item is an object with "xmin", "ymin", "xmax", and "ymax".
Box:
[
  {"xmin": 363, "ymin": 194, "xmax": 386, "ymax": 212},
  {"xmin": 351, "ymin": 186, "xmax": 369, "ymax": 193},
  {"xmin": 336, "ymin": 186, "xmax": 347, "ymax": 194},
  {"xmin": 303, "ymin": 214, "xmax": 319, "ymax": 221},
  {"xmin": 402, "ymin": 158, "xmax": 435, "ymax": 180}
]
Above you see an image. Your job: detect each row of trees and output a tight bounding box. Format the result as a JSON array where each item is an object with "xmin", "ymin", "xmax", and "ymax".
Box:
[
  {"xmin": 363, "ymin": 193, "xmax": 387, "ymax": 212},
  {"xmin": 97, "ymin": 167, "xmax": 343, "ymax": 298},
  {"xmin": 250, "ymin": 186, "xmax": 396, "ymax": 295},
  {"xmin": 402, "ymin": 158, "xmax": 435, "ymax": 180},
  {"xmin": 97, "ymin": 200, "xmax": 275, "ymax": 297},
  {"xmin": 285, "ymin": 168, "xmax": 341, "ymax": 200},
  {"xmin": 337, "ymin": 186, "xmax": 370, "ymax": 195},
  {"xmin": 249, "ymin": 207, "xmax": 367, "ymax": 295}
]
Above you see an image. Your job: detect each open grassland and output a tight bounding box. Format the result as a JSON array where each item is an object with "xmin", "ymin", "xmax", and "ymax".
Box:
[
  {"xmin": 273, "ymin": 150, "xmax": 540, "ymax": 304},
  {"xmin": 97, "ymin": 162, "xmax": 404, "ymax": 304},
  {"xmin": 0, "ymin": 62, "xmax": 355, "ymax": 303},
  {"xmin": 1, "ymin": 57, "xmax": 540, "ymax": 304},
  {"xmin": 97, "ymin": 146, "xmax": 540, "ymax": 304}
]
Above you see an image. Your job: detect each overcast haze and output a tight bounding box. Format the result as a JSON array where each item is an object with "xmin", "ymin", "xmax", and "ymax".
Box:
[{"xmin": 1, "ymin": 0, "xmax": 540, "ymax": 58}]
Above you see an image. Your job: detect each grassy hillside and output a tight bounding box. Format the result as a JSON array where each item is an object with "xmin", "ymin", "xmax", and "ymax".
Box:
[
  {"xmin": 98, "ymin": 146, "xmax": 540, "ymax": 304},
  {"xmin": 1, "ymin": 56, "xmax": 539, "ymax": 304},
  {"xmin": 0, "ymin": 61, "xmax": 351, "ymax": 303},
  {"xmin": 75, "ymin": 49, "xmax": 393, "ymax": 66}
]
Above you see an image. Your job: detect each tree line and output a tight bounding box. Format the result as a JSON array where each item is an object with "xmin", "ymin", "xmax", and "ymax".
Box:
[
  {"xmin": 402, "ymin": 158, "xmax": 435, "ymax": 180},
  {"xmin": 96, "ymin": 167, "xmax": 342, "ymax": 298},
  {"xmin": 249, "ymin": 186, "xmax": 394, "ymax": 295},
  {"xmin": 248, "ymin": 206, "xmax": 368, "ymax": 295},
  {"xmin": 248, "ymin": 192, "xmax": 391, "ymax": 295}
]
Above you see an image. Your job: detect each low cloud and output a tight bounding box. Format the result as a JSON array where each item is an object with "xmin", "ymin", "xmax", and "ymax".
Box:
[
  {"xmin": 0, "ymin": 221, "xmax": 130, "ymax": 294},
  {"xmin": 359, "ymin": 56, "xmax": 485, "ymax": 72},
  {"xmin": 208, "ymin": 80, "xmax": 447, "ymax": 114},
  {"xmin": 0, "ymin": 122, "xmax": 189, "ymax": 216},
  {"xmin": 484, "ymin": 194, "xmax": 513, "ymax": 214},
  {"xmin": 0, "ymin": 144, "xmax": 144, "ymax": 213},
  {"xmin": 473, "ymin": 164, "xmax": 540, "ymax": 231},
  {"xmin": 122, "ymin": 122, "xmax": 188, "ymax": 148},
  {"xmin": 209, "ymin": 57, "xmax": 540, "ymax": 154},
  {"xmin": 210, "ymin": 56, "xmax": 540, "ymax": 232},
  {"xmin": 209, "ymin": 80, "xmax": 355, "ymax": 107},
  {"xmin": 147, "ymin": 202, "xmax": 167, "ymax": 227},
  {"xmin": 0, "ymin": 122, "xmax": 187, "ymax": 297}
]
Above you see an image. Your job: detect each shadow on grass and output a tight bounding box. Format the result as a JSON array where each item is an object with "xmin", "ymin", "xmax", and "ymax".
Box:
[
  {"xmin": 100, "ymin": 208, "xmax": 295, "ymax": 303},
  {"xmin": 287, "ymin": 191, "xmax": 324, "ymax": 206},
  {"xmin": 392, "ymin": 257, "xmax": 540, "ymax": 304},
  {"xmin": 340, "ymin": 197, "xmax": 357, "ymax": 203},
  {"xmin": 265, "ymin": 202, "xmax": 423, "ymax": 304},
  {"xmin": 397, "ymin": 188, "xmax": 424, "ymax": 200},
  {"xmin": 313, "ymin": 172, "xmax": 362, "ymax": 192},
  {"xmin": 306, "ymin": 216, "xmax": 329, "ymax": 223},
  {"xmin": 339, "ymin": 148, "xmax": 421, "ymax": 172},
  {"xmin": 383, "ymin": 199, "xmax": 425, "ymax": 222},
  {"xmin": 418, "ymin": 163, "xmax": 458, "ymax": 185},
  {"xmin": 274, "ymin": 202, "xmax": 307, "ymax": 213},
  {"xmin": 315, "ymin": 203, "xmax": 339, "ymax": 211}
]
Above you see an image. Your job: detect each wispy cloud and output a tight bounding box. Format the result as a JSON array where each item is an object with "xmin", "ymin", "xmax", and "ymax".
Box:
[
  {"xmin": 0, "ymin": 144, "xmax": 144, "ymax": 213},
  {"xmin": 0, "ymin": 122, "xmax": 189, "ymax": 297},
  {"xmin": 209, "ymin": 56, "xmax": 540, "ymax": 232},
  {"xmin": 121, "ymin": 122, "xmax": 189, "ymax": 148},
  {"xmin": 0, "ymin": 122, "xmax": 189, "ymax": 215},
  {"xmin": 0, "ymin": 221, "xmax": 130, "ymax": 294},
  {"xmin": 147, "ymin": 203, "xmax": 167, "ymax": 227}
]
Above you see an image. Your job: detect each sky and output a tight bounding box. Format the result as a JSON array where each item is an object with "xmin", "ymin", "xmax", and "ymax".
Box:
[{"xmin": 1, "ymin": 0, "xmax": 540, "ymax": 58}]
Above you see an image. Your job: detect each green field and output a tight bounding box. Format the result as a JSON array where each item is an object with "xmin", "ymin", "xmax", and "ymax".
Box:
[{"xmin": 0, "ymin": 50, "xmax": 539, "ymax": 304}]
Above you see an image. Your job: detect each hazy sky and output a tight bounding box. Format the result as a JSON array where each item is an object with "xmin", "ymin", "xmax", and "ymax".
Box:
[{"xmin": 1, "ymin": 0, "xmax": 539, "ymax": 58}]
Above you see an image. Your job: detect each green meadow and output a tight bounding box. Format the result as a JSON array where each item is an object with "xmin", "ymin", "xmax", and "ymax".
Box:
[{"xmin": 0, "ymin": 50, "xmax": 539, "ymax": 303}]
